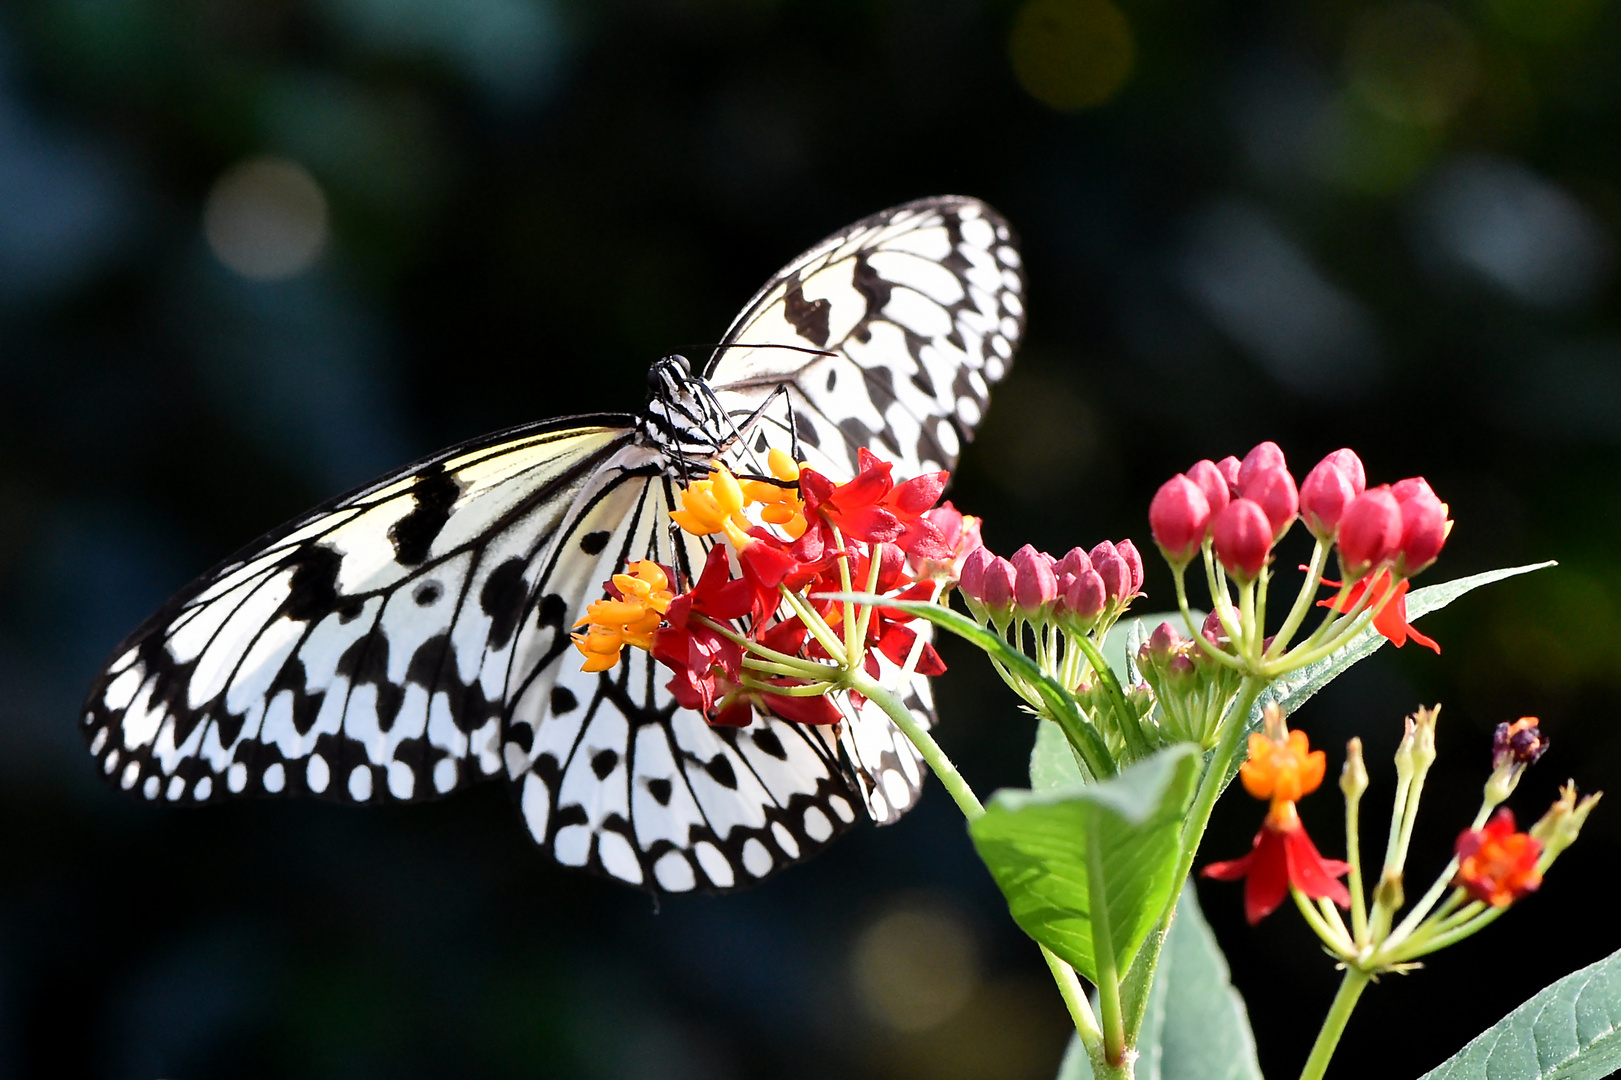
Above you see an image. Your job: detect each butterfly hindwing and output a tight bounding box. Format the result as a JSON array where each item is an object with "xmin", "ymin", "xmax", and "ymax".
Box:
[
  {"xmin": 84, "ymin": 418, "xmax": 635, "ymax": 806},
  {"xmin": 503, "ymin": 464, "xmax": 867, "ymax": 891}
]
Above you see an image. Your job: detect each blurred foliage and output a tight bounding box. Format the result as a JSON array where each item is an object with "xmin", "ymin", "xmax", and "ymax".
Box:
[{"xmin": 1, "ymin": 0, "xmax": 1619, "ymax": 1076}]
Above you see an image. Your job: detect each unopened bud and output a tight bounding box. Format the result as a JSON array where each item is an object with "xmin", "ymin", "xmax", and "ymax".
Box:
[
  {"xmin": 1341, "ymin": 737, "xmax": 1368, "ymax": 800},
  {"xmin": 1061, "ymin": 569, "xmax": 1107, "ymax": 624},
  {"xmin": 1092, "ymin": 543, "xmax": 1131, "ymax": 602},
  {"xmin": 959, "ymin": 546, "xmax": 994, "ymax": 603},
  {"xmin": 1300, "ymin": 457, "xmax": 1358, "ymax": 540},
  {"xmin": 1237, "ymin": 441, "xmax": 1288, "ymax": 492},
  {"xmin": 1150, "ymin": 475, "xmax": 1211, "ymax": 565},
  {"xmin": 1211, "ymin": 498, "xmax": 1273, "ymax": 581},
  {"xmin": 1242, "ymin": 467, "xmax": 1299, "ymax": 541},
  {"xmin": 1201, "ymin": 609, "xmax": 1229, "ymax": 646},
  {"xmin": 1055, "ymin": 546, "xmax": 1093, "ymax": 579},
  {"xmin": 980, "ymin": 556, "xmax": 1017, "ymax": 625},
  {"xmin": 1117, "ymin": 539, "xmax": 1145, "ymax": 597},
  {"xmin": 1337, "ymin": 486, "xmax": 1403, "ymax": 579},
  {"xmin": 1148, "ymin": 620, "xmax": 1183, "ymax": 656},
  {"xmin": 1321, "ymin": 449, "xmax": 1366, "ymax": 494},
  {"xmin": 1011, "ymin": 544, "xmax": 1058, "ymax": 615},
  {"xmin": 1394, "ymin": 481, "xmax": 1449, "ymax": 577},
  {"xmin": 1186, "ymin": 459, "xmax": 1231, "ymax": 522},
  {"xmin": 1216, "ymin": 455, "xmax": 1242, "ymax": 495}
]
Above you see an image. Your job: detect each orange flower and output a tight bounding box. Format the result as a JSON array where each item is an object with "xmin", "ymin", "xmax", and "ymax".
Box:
[
  {"xmin": 1319, "ymin": 568, "xmax": 1439, "ymax": 654},
  {"xmin": 1454, "ymin": 808, "xmax": 1543, "ymax": 907},
  {"xmin": 570, "ymin": 561, "xmax": 675, "ymax": 672},
  {"xmin": 1203, "ymin": 713, "xmax": 1350, "ymax": 924}
]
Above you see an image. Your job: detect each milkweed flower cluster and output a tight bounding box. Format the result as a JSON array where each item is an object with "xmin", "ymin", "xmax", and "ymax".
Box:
[
  {"xmin": 571, "ymin": 447, "xmax": 965, "ymax": 731},
  {"xmin": 1149, "ymin": 443, "xmax": 1452, "ymax": 693},
  {"xmin": 1203, "ymin": 706, "xmax": 1599, "ymax": 974}
]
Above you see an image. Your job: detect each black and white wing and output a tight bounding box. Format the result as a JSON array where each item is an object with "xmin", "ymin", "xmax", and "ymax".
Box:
[
  {"xmin": 701, "ymin": 194, "xmax": 1024, "ymax": 827},
  {"xmin": 705, "ymin": 195, "xmax": 1025, "ymax": 481},
  {"xmin": 83, "ymin": 418, "xmax": 637, "ymax": 806}
]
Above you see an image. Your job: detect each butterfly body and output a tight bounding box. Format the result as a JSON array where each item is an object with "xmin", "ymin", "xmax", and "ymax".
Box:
[{"xmin": 83, "ymin": 196, "xmax": 1025, "ymax": 892}]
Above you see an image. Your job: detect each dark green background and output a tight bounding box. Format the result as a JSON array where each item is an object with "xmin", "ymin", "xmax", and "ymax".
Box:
[{"xmin": 1, "ymin": 0, "xmax": 1616, "ymax": 1076}]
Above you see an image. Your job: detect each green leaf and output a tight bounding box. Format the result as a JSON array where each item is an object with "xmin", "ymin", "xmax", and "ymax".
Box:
[
  {"xmin": 1224, "ymin": 561, "xmax": 1555, "ymax": 786},
  {"xmin": 971, "ymin": 746, "xmax": 1201, "ymax": 986},
  {"xmin": 1052, "ymin": 883, "xmax": 1261, "ymax": 1080},
  {"xmin": 1419, "ymin": 945, "xmax": 1621, "ymax": 1080}
]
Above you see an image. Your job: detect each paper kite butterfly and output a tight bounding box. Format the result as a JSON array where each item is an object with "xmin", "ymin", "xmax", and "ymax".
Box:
[{"xmin": 81, "ymin": 196, "xmax": 1026, "ymax": 892}]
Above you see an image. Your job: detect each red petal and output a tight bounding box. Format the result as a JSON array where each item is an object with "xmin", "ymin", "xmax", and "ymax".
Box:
[
  {"xmin": 1283, "ymin": 825, "xmax": 1352, "ymax": 909},
  {"xmin": 1243, "ymin": 826, "xmax": 1293, "ymax": 925},
  {"xmin": 887, "ymin": 471, "xmax": 948, "ymax": 515}
]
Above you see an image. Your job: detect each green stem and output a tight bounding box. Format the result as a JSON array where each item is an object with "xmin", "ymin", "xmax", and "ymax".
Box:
[
  {"xmin": 1267, "ymin": 539, "xmax": 1329, "ymax": 659},
  {"xmin": 1298, "ymin": 969, "xmax": 1371, "ymax": 1080},
  {"xmin": 852, "ymin": 674, "xmax": 983, "ymax": 819},
  {"xmin": 1173, "ymin": 565, "xmax": 1245, "ymax": 671},
  {"xmin": 1345, "ymin": 774, "xmax": 1368, "ymax": 945},
  {"xmin": 1042, "ymin": 945, "xmax": 1105, "ymax": 1052},
  {"xmin": 1172, "ymin": 677, "xmax": 1267, "ymax": 888},
  {"xmin": 1069, "ymin": 633, "xmax": 1153, "ymax": 760}
]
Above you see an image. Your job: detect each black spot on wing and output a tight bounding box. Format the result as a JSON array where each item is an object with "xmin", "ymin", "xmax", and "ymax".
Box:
[
  {"xmin": 590, "ymin": 749, "xmax": 619, "ymax": 780},
  {"xmin": 646, "ymin": 777, "xmax": 672, "ymax": 806},
  {"xmin": 783, "ymin": 281, "xmax": 832, "ymax": 347},
  {"xmin": 389, "ymin": 471, "xmax": 460, "ymax": 566},
  {"xmin": 405, "ymin": 634, "xmax": 451, "ymax": 687},
  {"xmin": 704, "ymin": 754, "xmax": 737, "ymax": 790},
  {"xmin": 850, "ymin": 254, "xmax": 894, "ymax": 342},
  {"xmin": 579, "ymin": 530, "xmax": 611, "ymax": 555},
  {"xmin": 551, "ymin": 686, "xmax": 578, "ymax": 714},
  {"xmin": 794, "ymin": 409, "xmax": 820, "ymax": 448},
  {"xmin": 480, "ymin": 558, "xmax": 528, "ymax": 650},
  {"xmin": 750, "ymin": 727, "xmax": 788, "ymax": 760},
  {"xmin": 283, "ymin": 546, "xmax": 342, "ymax": 622},
  {"xmin": 336, "ymin": 627, "xmax": 403, "ymax": 731},
  {"xmin": 413, "ymin": 581, "xmax": 442, "ymax": 606}
]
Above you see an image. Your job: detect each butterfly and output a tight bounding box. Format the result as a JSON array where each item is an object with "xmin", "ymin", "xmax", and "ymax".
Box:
[{"xmin": 81, "ymin": 195, "xmax": 1025, "ymax": 892}]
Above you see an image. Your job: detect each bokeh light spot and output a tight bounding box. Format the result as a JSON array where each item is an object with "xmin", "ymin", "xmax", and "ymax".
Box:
[
  {"xmin": 203, "ymin": 157, "xmax": 329, "ymax": 281},
  {"xmin": 852, "ymin": 899, "xmax": 980, "ymax": 1032},
  {"xmin": 1009, "ymin": 0, "xmax": 1135, "ymax": 111},
  {"xmin": 1346, "ymin": 3, "xmax": 1479, "ymax": 126}
]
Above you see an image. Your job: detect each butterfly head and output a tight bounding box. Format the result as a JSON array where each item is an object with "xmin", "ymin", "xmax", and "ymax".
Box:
[{"xmin": 639, "ymin": 354, "xmax": 733, "ymax": 467}]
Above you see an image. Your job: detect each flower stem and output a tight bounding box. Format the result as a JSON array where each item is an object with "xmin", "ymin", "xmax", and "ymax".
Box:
[
  {"xmin": 1172, "ymin": 676, "xmax": 1266, "ymax": 888},
  {"xmin": 1042, "ymin": 945, "xmax": 1105, "ymax": 1052},
  {"xmin": 852, "ymin": 674, "xmax": 984, "ymax": 819},
  {"xmin": 1298, "ymin": 968, "xmax": 1370, "ymax": 1080},
  {"xmin": 1267, "ymin": 539, "xmax": 1329, "ymax": 659}
]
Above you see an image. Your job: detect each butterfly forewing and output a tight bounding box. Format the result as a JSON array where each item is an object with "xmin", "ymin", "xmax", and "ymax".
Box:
[
  {"xmin": 83, "ymin": 196, "xmax": 1023, "ymax": 894},
  {"xmin": 85, "ymin": 419, "xmax": 635, "ymax": 805},
  {"xmin": 706, "ymin": 196, "xmax": 1024, "ymax": 480}
]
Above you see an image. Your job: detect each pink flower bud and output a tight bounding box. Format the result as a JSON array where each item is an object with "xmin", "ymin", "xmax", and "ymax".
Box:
[
  {"xmin": 1149, "ymin": 475, "xmax": 1210, "ymax": 564},
  {"xmin": 1148, "ymin": 620, "xmax": 1183, "ymax": 656},
  {"xmin": 1300, "ymin": 458, "xmax": 1358, "ymax": 539},
  {"xmin": 1242, "ymin": 467, "xmax": 1298, "ymax": 541},
  {"xmin": 959, "ymin": 546, "xmax": 993, "ymax": 600},
  {"xmin": 1216, "ymin": 456, "xmax": 1242, "ymax": 495},
  {"xmin": 1186, "ymin": 459, "xmax": 1231, "ymax": 521},
  {"xmin": 1320, "ymin": 449, "xmax": 1366, "ymax": 495},
  {"xmin": 1391, "ymin": 477, "xmax": 1436, "ymax": 503},
  {"xmin": 981, "ymin": 556, "xmax": 1017, "ymax": 613},
  {"xmin": 1238, "ymin": 441, "xmax": 1288, "ymax": 493},
  {"xmin": 1202, "ymin": 610, "xmax": 1229, "ymax": 646},
  {"xmin": 1211, "ymin": 499, "xmax": 1273, "ymax": 581},
  {"xmin": 1011, "ymin": 544, "xmax": 1058, "ymax": 613},
  {"xmin": 1396, "ymin": 486, "xmax": 1448, "ymax": 576},
  {"xmin": 1092, "ymin": 545, "xmax": 1131, "ymax": 601},
  {"xmin": 1117, "ymin": 539, "xmax": 1145, "ymax": 596},
  {"xmin": 1055, "ymin": 547, "xmax": 1093, "ymax": 579},
  {"xmin": 1063, "ymin": 569, "xmax": 1107, "ymax": 621},
  {"xmin": 1337, "ymin": 487, "xmax": 1403, "ymax": 579}
]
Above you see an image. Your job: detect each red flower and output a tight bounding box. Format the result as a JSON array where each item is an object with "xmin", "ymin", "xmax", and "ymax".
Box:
[
  {"xmin": 799, "ymin": 449, "xmax": 951, "ymax": 558},
  {"xmin": 1454, "ymin": 808, "xmax": 1543, "ymax": 907},
  {"xmin": 1318, "ymin": 569, "xmax": 1439, "ymax": 654},
  {"xmin": 1203, "ymin": 806, "xmax": 1352, "ymax": 925}
]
